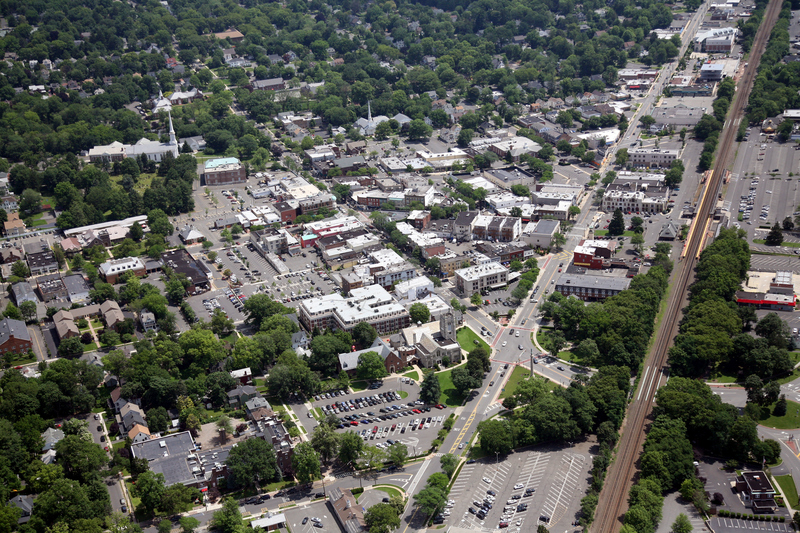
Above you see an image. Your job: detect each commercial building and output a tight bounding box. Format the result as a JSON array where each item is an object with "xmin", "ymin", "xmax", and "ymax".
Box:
[
  {"xmin": 735, "ymin": 471, "xmax": 777, "ymax": 513},
  {"xmin": 131, "ymin": 431, "xmax": 229, "ymax": 489},
  {"xmin": 298, "ymin": 285, "xmax": 411, "ymax": 334},
  {"xmin": 11, "ymin": 282, "xmax": 37, "ymax": 306},
  {"xmin": 53, "ymin": 310, "xmax": 80, "ymax": 341},
  {"xmin": 99, "ymin": 257, "xmax": 146, "ymax": 283},
  {"xmin": 472, "ymin": 215, "xmax": 522, "ymax": 242},
  {"xmin": 25, "ymin": 241, "xmax": 58, "ymax": 276},
  {"xmin": 521, "ymin": 219, "xmax": 560, "ymax": 247},
  {"xmin": 64, "ymin": 274, "xmax": 91, "ymax": 304},
  {"xmin": 328, "ymin": 488, "xmax": 366, "ymax": 533},
  {"xmin": 699, "ymin": 63, "xmax": 725, "ymax": 82},
  {"xmin": 554, "ymin": 274, "xmax": 631, "ymax": 301},
  {"xmin": 693, "ymin": 27, "xmax": 737, "ymax": 53},
  {"xmin": 601, "ymin": 175, "xmax": 670, "ymax": 213},
  {"xmin": 394, "ymin": 276, "xmax": 434, "ymax": 301},
  {"xmin": 160, "ymin": 249, "xmax": 211, "ymax": 294},
  {"xmin": 628, "ymin": 148, "xmax": 678, "ymax": 168},
  {"xmin": 736, "ymin": 270, "xmax": 798, "ymax": 311},
  {"xmin": 202, "ymin": 157, "xmax": 247, "ymax": 186},
  {"xmin": 651, "ymin": 104, "xmax": 708, "ymax": 128},
  {"xmin": 455, "ymin": 262, "xmax": 509, "ymax": 295},
  {"xmin": 0, "ymin": 317, "xmax": 32, "ymax": 354},
  {"xmin": 37, "ymin": 274, "xmax": 67, "ymax": 302}
]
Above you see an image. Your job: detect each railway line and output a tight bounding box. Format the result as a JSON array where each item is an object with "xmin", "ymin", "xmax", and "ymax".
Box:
[{"xmin": 590, "ymin": 0, "xmax": 784, "ymax": 530}]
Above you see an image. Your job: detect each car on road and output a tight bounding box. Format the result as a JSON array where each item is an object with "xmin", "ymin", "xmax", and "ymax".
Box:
[
  {"xmin": 557, "ymin": 366, "xmax": 565, "ymax": 371},
  {"xmin": 502, "ymin": 341, "xmax": 507, "ymax": 347},
  {"xmin": 459, "ymin": 443, "xmax": 464, "ymax": 449}
]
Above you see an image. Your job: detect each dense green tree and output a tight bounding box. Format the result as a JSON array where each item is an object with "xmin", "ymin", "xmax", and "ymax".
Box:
[
  {"xmin": 419, "ymin": 370, "xmax": 441, "ymax": 405},
  {"xmin": 292, "ymin": 442, "xmax": 321, "ymax": 483},
  {"xmin": 224, "ymin": 437, "xmax": 280, "ymax": 489}
]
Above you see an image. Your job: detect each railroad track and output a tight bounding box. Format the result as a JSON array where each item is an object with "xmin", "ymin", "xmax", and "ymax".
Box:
[{"xmin": 590, "ymin": 0, "xmax": 784, "ymax": 530}]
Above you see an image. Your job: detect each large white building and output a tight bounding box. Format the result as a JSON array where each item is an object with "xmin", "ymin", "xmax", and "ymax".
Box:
[
  {"xmin": 455, "ymin": 262, "xmax": 509, "ymax": 295},
  {"xmin": 88, "ymin": 113, "xmax": 179, "ymax": 163},
  {"xmin": 629, "ymin": 148, "xmax": 678, "ymax": 168},
  {"xmin": 298, "ymin": 285, "xmax": 411, "ymax": 334}
]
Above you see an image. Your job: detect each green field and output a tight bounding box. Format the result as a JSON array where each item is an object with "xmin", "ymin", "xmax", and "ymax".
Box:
[
  {"xmin": 82, "ymin": 342, "xmax": 98, "ymax": 352},
  {"xmin": 351, "ymin": 380, "xmax": 368, "ymax": 392},
  {"xmin": 374, "ymin": 485, "xmax": 403, "ymax": 499},
  {"xmin": 499, "ymin": 366, "xmax": 532, "ymax": 399},
  {"xmin": 403, "ymin": 370, "xmax": 420, "ymax": 381},
  {"xmin": 456, "ymin": 327, "xmax": 490, "ymax": 354},
  {"xmin": 775, "ymin": 475, "xmax": 799, "ymax": 507},
  {"xmin": 593, "ymin": 230, "xmax": 636, "ymax": 237},
  {"xmin": 436, "ymin": 368, "xmax": 466, "ymax": 407},
  {"xmin": 398, "ymin": 390, "xmax": 408, "ymax": 399},
  {"xmin": 758, "ymin": 399, "xmax": 800, "ymax": 429},
  {"xmin": 754, "ymin": 239, "xmax": 800, "ymax": 248}
]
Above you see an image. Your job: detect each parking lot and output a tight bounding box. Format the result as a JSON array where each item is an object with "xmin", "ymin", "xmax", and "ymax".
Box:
[
  {"xmin": 447, "ymin": 444, "xmax": 589, "ymax": 531},
  {"xmin": 309, "ymin": 380, "xmax": 451, "ymax": 455},
  {"xmin": 728, "ymin": 129, "xmax": 800, "ymax": 240}
]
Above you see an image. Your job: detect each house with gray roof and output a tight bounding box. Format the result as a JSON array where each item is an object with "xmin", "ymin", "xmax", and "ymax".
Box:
[
  {"xmin": 11, "ymin": 281, "xmax": 37, "ymax": 305},
  {"xmin": 41, "ymin": 427, "xmax": 64, "ymax": 451},
  {"xmin": 7, "ymin": 495, "xmax": 33, "ymax": 523},
  {"xmin": 63, "ymin": 274, "xmax": 91, "ymax": 304}
]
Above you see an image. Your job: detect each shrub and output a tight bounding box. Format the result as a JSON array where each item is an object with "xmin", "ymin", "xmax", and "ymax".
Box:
[{"xmin": 352, "ymin": 487, "xmax": 364, "ymax": 495}]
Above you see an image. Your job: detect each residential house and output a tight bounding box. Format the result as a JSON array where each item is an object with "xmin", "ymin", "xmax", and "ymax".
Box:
[
  {"xmin": 120, "ymin": 407, "xmax": 147, "ymax": 434},
  {"xmin": 7, "ymin": 495, "xmax": 33, "ymax": 524},
  {"xmin": 0, "ymin": 246, "xmax": 23, "ymax": 264},
  {"xmin": 4, "ymin": 212, "xmax": 25, "ymax": 236},
  {"xmin": 41, "ymin": 427, "xmax": 65, "ymax": 451},
  {"xmin": 140, "ymin": 309, "xmax": 157, "ymax": 332},
  {"xmin": 108, "ymin": 387, "xmax": 130, "ymax": 413},
  {"xmin": 227, "ymin": 385, "xmax": 259, "ymax": 407},
  {"xmin": 178, "ymin": 225, "xmax": 205, "ymax": 245},
  {"xmin": 230, "ymin": 367, "xmax": 252, "ymax": 385},
  {"xmin": 128, "ymin": 424, "xmax": 151, "ymax": 443}
]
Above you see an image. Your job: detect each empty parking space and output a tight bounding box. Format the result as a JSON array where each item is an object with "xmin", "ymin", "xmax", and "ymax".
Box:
[
  {"xmin": 539, "ymin": 453, "xmax": 585, "ymax": 527},
  {"xmin": 448, "ymin": 447, "xmax": 590, "ymax": 532},
  {"xmin": 709, "ymin": 517, "xmax": 792, "ymax": 532}
]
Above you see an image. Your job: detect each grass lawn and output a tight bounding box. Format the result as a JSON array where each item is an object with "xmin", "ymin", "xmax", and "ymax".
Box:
[
  {"xmin": 82, "ymin": 342, "xmax": 98, "ymax": 352},
  {"xmin": 754, "ymin": 239, "xmax": 800, "ymax": 248},
  {"xmin": 219, "ymin": 332, "xmax": 238, "ymax": 344},
  {"xmin": 436, "ymin": 368, "xmax": 466, "ymax": 407},
  {"xmin": 499, "ymin": 366, "xmax": 531, "ymax": 399},
  {"xmin": 373, "ymin": 486, "xmax": 402, "ymax": 499},
  {"xmin": 112, "ymin": 440, "xmax": 126, "ymax": 450},
  {"xmin": 593, "ymin": 230, "xmax": 636, "ymax": 237},
  {"xmin": 398, "ymin": 390, "xmax": 408, "ymax": 399},
  {"xmin": 403, "ymin": 370, "xmax": 420, "ymax": 381},
  {"xmin": 456, "ymin": 327, "xmax": 490, "ymax": 354},
  {"xmin": 757, "ymin": 399, "xmax": 800, "ymax": 429},
  {"xmin": 351, "ymin": 380, "xmax": 368, "ymax": 392},
  {"xmin": 536, "ymin": 328, "xmax": 551, "ymax": 348},
  {"xmin": 90, "ymin": 319, "xmax": 103, "ymax": 330},
  {"xmin": 775, "ymin": 474, "xmax": 799, "ymax": 507}
]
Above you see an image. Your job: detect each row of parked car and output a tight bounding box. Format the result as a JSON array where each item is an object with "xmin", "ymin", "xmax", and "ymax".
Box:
[
  {"xmin": 336, "ymin": 406, "xmax": 437, "ymax": 429},
  {"xmin": 319, "ymin": 391, "xmax": 403, "ymax": 415}
]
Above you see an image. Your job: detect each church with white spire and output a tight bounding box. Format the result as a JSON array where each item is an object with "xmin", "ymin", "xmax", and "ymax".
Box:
[
  {"xmin": 87, "ymin": 112, "xmax": 180, "ymax": 164},
  {"xmin": 353, "ymin": 100, "xmax": 390, "ymax": 136}
]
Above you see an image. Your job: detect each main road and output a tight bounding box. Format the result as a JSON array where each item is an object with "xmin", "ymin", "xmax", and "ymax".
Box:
[{"xmin": 591, "ymin": 0, "xmax": 785, "ymax": 530}]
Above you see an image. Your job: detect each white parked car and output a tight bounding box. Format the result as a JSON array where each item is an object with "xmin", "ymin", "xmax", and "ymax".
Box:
[
  {"xmin": 514, "ymin": 484, "xmax": 524, "ymax": 490},
  {"xmin": 483, "ymin": 477, "xmax": 491, "ymax": 484}
]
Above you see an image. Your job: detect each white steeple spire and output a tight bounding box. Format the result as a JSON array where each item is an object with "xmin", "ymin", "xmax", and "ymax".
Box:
[
  {"xmin": 168, "ymin": 111, "xmax": 176, "ymax": 146},
  {"xmin": 367, "ymin": 100, "xmax": 372, "ymax": 124}
]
